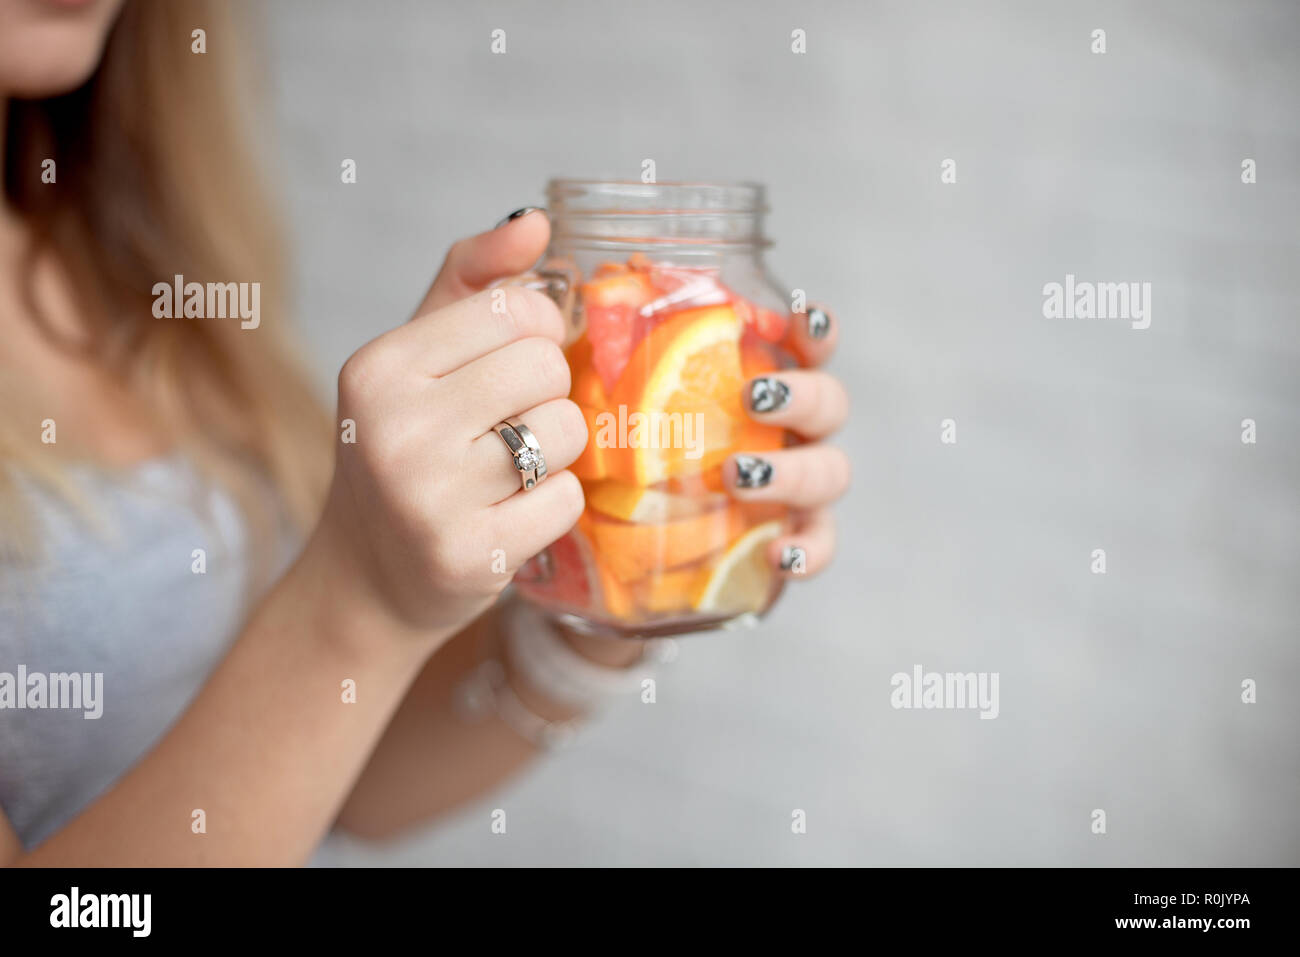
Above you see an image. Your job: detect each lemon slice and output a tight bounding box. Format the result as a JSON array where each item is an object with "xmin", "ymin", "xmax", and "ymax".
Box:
[
  {"xmin": 691, "ymin": 520, "xmax": 783, "ymax": 614},
  {"xmin": 586, "ymin": 480, "xmax": 728, "ymax": 523}
]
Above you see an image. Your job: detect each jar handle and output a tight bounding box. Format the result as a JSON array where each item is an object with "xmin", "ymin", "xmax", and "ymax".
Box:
[{"xmin": 492, "ymin": 258, "xmax": 585, "ymax": 347}]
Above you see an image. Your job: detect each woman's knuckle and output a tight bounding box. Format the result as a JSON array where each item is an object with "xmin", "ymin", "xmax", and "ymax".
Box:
[
  {"xmin": 525, "ymin": 337, "xmax": 570, "ymax": 394},
  {"xmin": 491, "ymin": 287, "xmax": 529, "ymax": 340},
  {"xmin": 518, "ymin": 286, "xmax": 565, "ymax": 338},
  {"xmin": 828, "ymin": 447, "xmax": 852, "ymax": 496},
  {"xmin": 557, "ymin": 399, "xmax": 588, "ymax": 449},
  {"xmin": 337, "ymin": 351, "xmax": 370, "ymax": 402},
  {"xmin": 790, "ymin": 459, "xmax": 817, "ymax": 503},
  {"xmin": 338, "ymin": 341, "xmax": 392, "ymax": 404},
  {"xmin": 500, "ymin": 286, "xmax": 561, "ymax": 341},
  {"xmin": 446, "ymin": 237, "xmax": 473, "ymax": 266},
  {"xmin": 556, "ymin": 471, "xmax": 586, "ymax": 521}
]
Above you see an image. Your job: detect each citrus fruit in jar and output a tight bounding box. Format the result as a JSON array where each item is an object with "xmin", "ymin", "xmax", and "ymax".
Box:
[{"xmin": 517, "ymin": 214, "xmax": 798, "ymax": 636}]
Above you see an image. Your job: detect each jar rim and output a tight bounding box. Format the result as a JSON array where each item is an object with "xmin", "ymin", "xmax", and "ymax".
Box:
[{"xmin": 546, "ymin": 179, "xmax": 767, "ymax": 215}]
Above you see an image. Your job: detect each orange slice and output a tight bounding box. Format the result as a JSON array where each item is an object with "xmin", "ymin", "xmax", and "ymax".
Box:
[
  {"xmin": 607, "ymin": 304, "xmax": 746, "ymax": 485},
  {"xmin": 566, "ymin": 339, "xmax": 611, "ymax": 481},
  {"xmin": 593, "ymin": 553, "xmax": 637, "ymax": 621},
  {"xmin": 668, "ymin": 467, "xmax": 727, "ymax": 495},
  {"xmin": 569, "ymin": 405, "xmax": 609, "ymax": 482},
  {"xmin": 740, "ymin": 335, "xmax": 781, "ymax": 379},
  {"xmin": 738, "ymin": 335, "xmax": 787, "ymax": 452},
  {"xmin": 738, "ymin": 419, "xmax": 786, "ymax": 453},
  {"xmin": 580, "ymin": 269, "xmax": 656, "ymax": 308},
  {"xmin": 592, "ymin": 261, "xmax": 632, "ymax": 279},
  {"xmin": 566, "ymin": 336, "xmax": 607, "ymax": 409},
  {"xmin": 585, "ymin": 505, "xmax": 742, "ymax": 584},
  {"xmin": 586, "ymin": 479, "xmax": 726, "ymax": 523},
  {"xmin": 639, "ymin": 565, "xmax": 704, "ymax": 614}
]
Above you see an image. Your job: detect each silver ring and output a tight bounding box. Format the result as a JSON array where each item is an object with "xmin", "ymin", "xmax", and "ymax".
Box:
[{"xmin": 494, "ymin": 420, "xmax": 547, "ymax": 491}]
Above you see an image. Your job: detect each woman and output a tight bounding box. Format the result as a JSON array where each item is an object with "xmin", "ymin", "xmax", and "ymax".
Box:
[{"xmin": 0, "ymin": 0, "xmax": 850, "ymax": 865}]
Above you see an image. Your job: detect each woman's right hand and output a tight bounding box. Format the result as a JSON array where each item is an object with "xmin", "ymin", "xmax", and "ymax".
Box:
[{"xmin": 310, "ymin": 210, "xmax": 588, "ymax": 643}]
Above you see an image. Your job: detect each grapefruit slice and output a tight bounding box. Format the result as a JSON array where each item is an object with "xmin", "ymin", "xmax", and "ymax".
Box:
[
  {"xmin": 513, "ymin": 525, "xmax": 598, "ymax": 613},
  {"xmin": 579, "ymin": 270, "xmax": 657, "ymax": 392}
]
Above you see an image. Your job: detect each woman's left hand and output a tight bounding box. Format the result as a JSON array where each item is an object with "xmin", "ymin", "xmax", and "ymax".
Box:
[
  {"xmin": 723, "ymin": 305, "xmax": 850, "ymax": 579},
  {"xmin": 417, "ymin": 211, "xmax": 850, "ymax": 588}
]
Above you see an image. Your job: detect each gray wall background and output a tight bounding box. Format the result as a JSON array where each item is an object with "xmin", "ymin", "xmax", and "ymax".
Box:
[{"xmin": 261, "ymin": 0, "xmax": 1300, "ymax": 865}]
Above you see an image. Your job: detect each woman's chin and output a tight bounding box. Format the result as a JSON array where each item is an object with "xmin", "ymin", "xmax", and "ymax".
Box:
[
  {"xmin": 0, "ymin": 1, "xmax": 123, "ymax": 99},
  {"xmin": 4, "ymin": 60, "xmax": 102, "ymax": 99}
]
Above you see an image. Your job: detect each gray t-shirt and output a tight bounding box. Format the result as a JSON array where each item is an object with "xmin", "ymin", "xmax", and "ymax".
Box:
[{"xmin": 0, "ymin": 456, "xmax": 269, "ymax": 850}]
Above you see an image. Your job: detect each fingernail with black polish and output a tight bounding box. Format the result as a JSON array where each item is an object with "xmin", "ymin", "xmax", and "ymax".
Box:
[
  {"xmin": 806, "ymin": 306, "xmax": 831, "ymax": 340},
  {"xmin": 734, "ymin": 454, "xmax": 774, "ymax": 489},
  {"xmin": 495, "ymin": 206, "xmax": 546, "ymax": 229},
  {"xmin": 780, "ymin": 546, "xmax": 806, "ymax": 573},
  {"xmin": 749, "ymin": 376, "xmax": 791, "ymax": 413}
]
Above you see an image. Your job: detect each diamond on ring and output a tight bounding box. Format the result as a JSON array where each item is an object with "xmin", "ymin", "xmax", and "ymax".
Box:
[{"xmin": 495, "ymin": 420, "xmax": 548, "ymax": 493}]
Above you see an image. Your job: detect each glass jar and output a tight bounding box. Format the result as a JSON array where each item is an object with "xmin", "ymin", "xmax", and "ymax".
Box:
[{"xmin": 512, "ymin": 179, "xmax": 798, "ymax": 638}]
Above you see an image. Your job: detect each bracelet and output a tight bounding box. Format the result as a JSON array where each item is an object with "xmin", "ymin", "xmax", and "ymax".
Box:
[
  {"xmin": 453, "ymin": 598, "xmax": 679, "ymax": 749},
  {"xmin": 502, "ymin": 598, "xmax": 646, "ymax": 711},
  {"xmin": 454, "ymin": 658, "xmax": 581, "ymax": 750}
]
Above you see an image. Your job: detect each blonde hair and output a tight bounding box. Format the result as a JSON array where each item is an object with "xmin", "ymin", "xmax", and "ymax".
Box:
[{"xmin": 1, "ymin": 0, "xmax": 331, "ymax": 571}]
